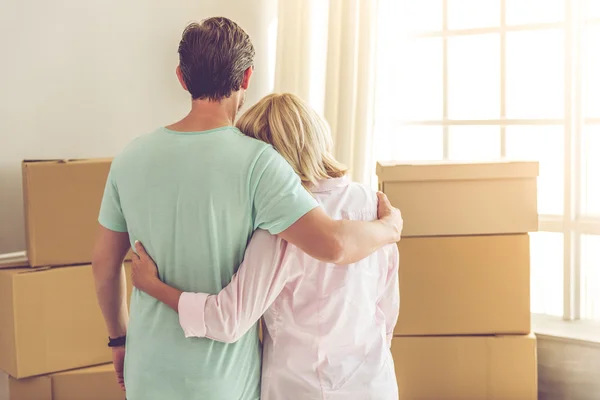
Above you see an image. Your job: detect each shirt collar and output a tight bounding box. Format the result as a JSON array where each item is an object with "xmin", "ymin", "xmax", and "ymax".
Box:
[{"xmin": 311, "ymin": 175, "xmax": 351, "ymax": 193}]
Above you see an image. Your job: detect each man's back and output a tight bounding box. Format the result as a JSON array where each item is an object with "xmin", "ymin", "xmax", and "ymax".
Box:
[{"xmin": 100, "ymin": 126, "xmax": 316, "ymax": 400}]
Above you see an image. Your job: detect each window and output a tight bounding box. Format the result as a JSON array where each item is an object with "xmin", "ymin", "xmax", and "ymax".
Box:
[{"xmin": 375, "ymin": 0, "xmax": 600, "ymax": 321}]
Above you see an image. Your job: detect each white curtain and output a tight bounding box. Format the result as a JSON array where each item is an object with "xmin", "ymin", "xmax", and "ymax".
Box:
[{"xmin": 274, "ymin": 0, "xmax": 379, "ymax": 185}]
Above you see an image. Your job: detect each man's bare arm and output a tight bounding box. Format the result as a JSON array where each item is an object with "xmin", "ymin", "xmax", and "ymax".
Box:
[
  {"xmin": 278, "ymin": 192, "xmax": 402, "ymax": 264},
  {"xmin": 92, "ymin": 226, "xmax": 131, "ymax": 338}
]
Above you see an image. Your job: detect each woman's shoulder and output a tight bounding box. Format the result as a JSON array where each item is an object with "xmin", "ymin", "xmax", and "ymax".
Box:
[
  {"xmin": 340, "ymin": 182, "xmax": 379, "ymax": 221},
  {"xmin": 346, "ymin": 181, "xmax": 379, "ymax": 203}
]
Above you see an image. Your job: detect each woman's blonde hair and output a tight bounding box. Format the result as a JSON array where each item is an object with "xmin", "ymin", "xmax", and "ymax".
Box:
[{"xmin": 236, "ymin": 93, "xmax": 347, "ymax": 189}]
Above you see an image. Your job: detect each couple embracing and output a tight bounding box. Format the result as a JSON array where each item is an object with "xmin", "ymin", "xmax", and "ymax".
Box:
[{"xmin": 92, "ymin": 17, "xmax": 402, "ymax": 400}]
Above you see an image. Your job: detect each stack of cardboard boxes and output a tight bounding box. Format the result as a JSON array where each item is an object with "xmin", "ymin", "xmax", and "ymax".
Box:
[
  {"xmin": 378, "ymin": 161, "xmax": 540, "ymax": 400},
  {"xmin": 1, "ymin": 157, "xmax": 540, "ymax": 398},
  {"xmin": 0, "ymin": 159, "xmax": 132, "ymax": 400}
]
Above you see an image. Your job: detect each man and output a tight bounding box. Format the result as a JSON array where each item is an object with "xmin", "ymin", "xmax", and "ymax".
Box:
[{"xmin": 92, "ymin": 17, "xmax": 402, "ymax": 400}]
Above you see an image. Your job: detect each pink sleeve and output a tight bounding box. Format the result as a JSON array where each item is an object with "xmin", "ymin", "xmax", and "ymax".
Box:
[
  {"xmin": 378, "ymin": 244, "xmax": 400, "ymax": 347},
  {"xmin": 177, "ymin": 229, "xmax": 296, "ymax": 343},
  {"xmin": 178, "ymin": 292, "xmax": 209, "ymax": 338}
]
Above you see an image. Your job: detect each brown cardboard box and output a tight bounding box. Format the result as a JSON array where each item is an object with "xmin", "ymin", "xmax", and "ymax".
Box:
[
  {"xmin": 20, "ymin": 159, "xmax": 132, "ymax": 268},
  {"xmin": 392, "ymin": 334, "xmax": 538, "ymax": 400},
  {"xmin": 0, "ymin": 263, "xmax": 132, "ymax": 378},
  {"xmin": 377, "ymin": 161, "xmax": 539, "ymax": 237},
  {"xmin": 0, "ymin": 364, "xmax": 124, "ymax": 400},
  {"xmin": 396, "ymin": 234, "xmax": 530, "ymax": 336}
]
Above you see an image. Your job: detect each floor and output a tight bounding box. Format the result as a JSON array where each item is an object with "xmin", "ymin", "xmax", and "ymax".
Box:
[{"xmin": 537, "ymin": 335, "xmax": 600, "ymax": 400}]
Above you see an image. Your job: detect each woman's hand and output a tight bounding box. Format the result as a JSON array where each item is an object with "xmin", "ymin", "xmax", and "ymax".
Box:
[
  {"xmin": 131, "ymin": 241, "xmax": 161, "ymax": 295},
  {"xmin": 131, "ymin": 240, "xmax": 183, "ymax": 313}
]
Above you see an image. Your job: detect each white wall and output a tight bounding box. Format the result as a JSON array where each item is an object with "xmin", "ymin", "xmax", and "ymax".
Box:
[{"xmin": 0, "ymin": 0, "xmax": 277, "ymax": 253}]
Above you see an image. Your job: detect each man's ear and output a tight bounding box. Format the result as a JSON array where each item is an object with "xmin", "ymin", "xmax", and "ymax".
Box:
[
  {"xmin": 176, "ymin": 65, "xmax": 189, "ymax": 91},
  {"xmin": 241, "ymin": 66, "xmax": 253, "ymax": 90}
]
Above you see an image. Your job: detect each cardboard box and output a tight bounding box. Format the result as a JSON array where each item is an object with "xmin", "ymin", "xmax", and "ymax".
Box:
[
  {"xmin": 20, "ymin": 159, "xmax": 132, "ymax": 267},
  {"xmin": 392, "ymin": 334, "xmax": 538, "ymax": 400},
  {"xmin": 0, "ymin": 364, "xmax": 124, "ymax": 400},
  {"xmin": 0, "ymin": 263, "xmax": 132, "ymax": 378},
  {"xmin": 396, "ymin": 234, "xmax": 530, "ymax": 336},
  {"xmin": 377, "ymin": 161, "xmax": 539, "ymax": 237}
]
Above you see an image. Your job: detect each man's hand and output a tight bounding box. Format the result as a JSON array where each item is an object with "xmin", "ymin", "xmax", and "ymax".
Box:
[
  {"xmin": 376, "ymin": 192, "xmax": 403, "ymax": 243},
  {"xmin": 131, "ymin": 241, "xmax": 160, "ymax": 295},
  {"xmin": 112, "ymin": 345, "xmax": 126, "ymax": 391}
]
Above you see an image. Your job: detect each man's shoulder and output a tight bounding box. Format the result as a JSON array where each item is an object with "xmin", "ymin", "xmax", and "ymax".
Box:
[
  {"xmin": 227, "ymin": 128, "xmax": 273, "ymax": 153},
  {"xmin": 109, "ymin": 127, "xmax": 277, "ymax": 175},
  {"xmin": 110, "ymin": 128, "xmax": 164, "ymax": 171},
  {"xmin": 227, "ymin": 130, "xmax": 287, "ymax": 170}
]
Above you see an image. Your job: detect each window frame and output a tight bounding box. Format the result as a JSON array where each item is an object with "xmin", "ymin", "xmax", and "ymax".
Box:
[{"xmin": 391, "ymin": 0, "xmax": 600, "ymax": 321}]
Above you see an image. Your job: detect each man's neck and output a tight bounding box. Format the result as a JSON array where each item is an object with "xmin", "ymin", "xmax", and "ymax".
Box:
[{"xmin": 167, "ymin": 97, "xmax": 239, "ymax": 133}]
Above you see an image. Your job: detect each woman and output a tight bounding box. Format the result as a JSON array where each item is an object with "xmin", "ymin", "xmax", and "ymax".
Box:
[{"xmin": 131, "ymin": 93, "xmax": 400, "ymax": 399}]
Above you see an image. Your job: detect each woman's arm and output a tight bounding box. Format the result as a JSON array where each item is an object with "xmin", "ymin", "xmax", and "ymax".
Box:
[
  {"xmin": 131, "ymin": 231, "xmax": 296, "ymax": 343},
  {"xmin": 377, "ymin": 244, "xmax": 400, "ymax": 348}
]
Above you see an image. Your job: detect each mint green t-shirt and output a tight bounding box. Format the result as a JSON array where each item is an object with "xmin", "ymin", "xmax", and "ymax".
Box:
[{"xmin": 98, "ymin": 126, "xmax": 318, "ymax": 400}]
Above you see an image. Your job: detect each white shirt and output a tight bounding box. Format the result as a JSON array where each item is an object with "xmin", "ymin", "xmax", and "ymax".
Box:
[{"xmin": 178, "ymin": 176, "xmax": 400, "ymax": 400}]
